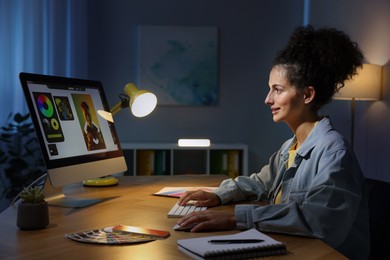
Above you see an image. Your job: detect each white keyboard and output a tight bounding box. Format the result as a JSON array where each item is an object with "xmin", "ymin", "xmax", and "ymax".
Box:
[{"xmin": 167, "ymin": 203, "xmax": 207, "ymax": 218}]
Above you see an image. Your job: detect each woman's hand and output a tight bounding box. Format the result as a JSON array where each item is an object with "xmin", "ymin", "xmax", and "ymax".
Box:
[
  {"xmin": 178, "ymin": 190, "xmax": 221, "ymax": 207},
  {"xmin": 177, "ymin": 210, "xmax": 236, "ymax": 232}
]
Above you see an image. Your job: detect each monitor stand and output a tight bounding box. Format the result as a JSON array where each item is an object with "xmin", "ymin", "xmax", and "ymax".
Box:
[{"xmin": 43, "ymin": 175, "xmax": 102, "ymax": 208}]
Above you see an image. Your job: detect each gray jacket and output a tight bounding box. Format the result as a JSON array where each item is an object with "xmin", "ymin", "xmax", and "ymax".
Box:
[{"xmin": 214, "ymin": 117, "xmax": 370, "ymax": 259}]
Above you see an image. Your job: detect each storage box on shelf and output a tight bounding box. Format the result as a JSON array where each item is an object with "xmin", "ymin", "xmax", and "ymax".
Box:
[{"xmin": 120, "ymin": 143, "xmax": 248, "ymax": 177}]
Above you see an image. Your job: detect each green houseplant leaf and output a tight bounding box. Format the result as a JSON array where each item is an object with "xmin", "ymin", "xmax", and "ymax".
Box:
[{"xmin": 0, "ymin": 112, "xmax": 46, "ymax": 200}]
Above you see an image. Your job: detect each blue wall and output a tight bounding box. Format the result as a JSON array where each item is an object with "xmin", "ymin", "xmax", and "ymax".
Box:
[
  {"xmin": 87, "ymin": 0, "xmax": 390, "ymax": 181},
  {"xmin": 3, "ymin": 0, "xmax": 389, "ymax": 213},
  {"xmin": 87, "ymin": 0, "xmax": 304, "ymax": 174}
]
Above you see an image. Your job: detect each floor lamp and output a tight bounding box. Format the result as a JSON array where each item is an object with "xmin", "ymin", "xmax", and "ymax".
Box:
[{"xmin": 334, "ymin": 63, "xmax": 382, "ymax": 148}]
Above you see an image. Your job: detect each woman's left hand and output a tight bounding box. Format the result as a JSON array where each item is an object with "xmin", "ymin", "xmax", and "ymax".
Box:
[{"xmin": 176, "ymin": 210, "xmax": 236, "ymax": 232}]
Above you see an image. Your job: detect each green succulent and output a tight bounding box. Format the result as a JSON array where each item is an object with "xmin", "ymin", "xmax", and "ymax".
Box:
[{"xmin": 19, "ymin": 186, "xmax": 45, "ymax": 204}]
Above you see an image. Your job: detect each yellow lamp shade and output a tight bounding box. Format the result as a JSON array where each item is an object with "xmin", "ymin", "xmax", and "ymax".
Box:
[
  {"xmin": 97, "ymin": 83, "xmax": 157, "ymax": 122},
  {"xmin": 124, "ymin": 83, "xmax": 157, "ymax": 117}
]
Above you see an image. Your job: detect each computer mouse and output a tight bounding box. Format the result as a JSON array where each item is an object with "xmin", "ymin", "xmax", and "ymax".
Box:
[{"xmin": 173, "ymin": 223, "xmax": 198, "ymax": 231}]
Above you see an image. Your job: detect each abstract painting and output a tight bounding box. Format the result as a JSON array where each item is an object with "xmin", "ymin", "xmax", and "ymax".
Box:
[{"xmin": 139, "ymin": 26, "xmax": 218, "ymax": 106}]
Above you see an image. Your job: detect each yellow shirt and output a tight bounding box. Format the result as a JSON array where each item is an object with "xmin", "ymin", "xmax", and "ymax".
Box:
[
  {"xmin": 274, "ymin": 143, "xmax": 297, "ymax": 204},
  {"xmin": 274, "ymin": 121, "xmax": 319, "ymax": 204}
]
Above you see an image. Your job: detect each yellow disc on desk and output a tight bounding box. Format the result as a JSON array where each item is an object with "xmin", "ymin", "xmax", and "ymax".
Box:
[{"xmin": 83, "ymin": 176, "xmax": 119, "ymax": 187}]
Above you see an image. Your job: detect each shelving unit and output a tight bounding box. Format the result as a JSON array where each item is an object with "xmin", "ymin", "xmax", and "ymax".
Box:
[{"xmin": 120, "ymin": 143, "xmax": 248, "ymax": 177}]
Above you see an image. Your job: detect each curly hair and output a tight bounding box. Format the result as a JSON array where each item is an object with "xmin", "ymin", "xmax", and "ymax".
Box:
[{"xmin": 273, "ymin": 25, "xmax": 364, "ymax": 110}]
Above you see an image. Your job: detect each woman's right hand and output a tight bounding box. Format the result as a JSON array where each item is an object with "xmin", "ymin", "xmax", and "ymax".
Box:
[{"xmin": 178, "ymin": 190, "xmax": 221, "ymax": 207}]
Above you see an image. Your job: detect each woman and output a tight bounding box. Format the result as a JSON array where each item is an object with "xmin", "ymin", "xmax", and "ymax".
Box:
[{"xmin": 177, "ymin": 25, "xmax": 370, "ymax": 259}]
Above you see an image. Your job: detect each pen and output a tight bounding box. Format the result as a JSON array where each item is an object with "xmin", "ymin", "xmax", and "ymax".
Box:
[{"xmin": 208, "ymin": 239, "xmax": 264, "ymax": 244}]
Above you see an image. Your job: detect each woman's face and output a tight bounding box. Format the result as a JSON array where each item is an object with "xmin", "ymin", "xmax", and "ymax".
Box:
[{"xmin": 265, "ymin": 65, "xmax": 306, "ymax": 125}]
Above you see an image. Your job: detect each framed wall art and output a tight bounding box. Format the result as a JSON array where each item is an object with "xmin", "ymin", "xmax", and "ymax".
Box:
[{"xmin": 139, "ymin": 25, "xmax": 218, "ymax": 106}]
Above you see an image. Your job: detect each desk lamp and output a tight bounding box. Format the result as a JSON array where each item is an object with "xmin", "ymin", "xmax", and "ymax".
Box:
[
  {"xmin": 85, "ymin": 83, "xmax": 157, "ymax": 187},
  {"xmin": 98, "ymin": 83, "xmax": 157, "ymax": 122},
  {"xmin": 334, "ymin": 63, "xmax": 382, "ymax": 148}
]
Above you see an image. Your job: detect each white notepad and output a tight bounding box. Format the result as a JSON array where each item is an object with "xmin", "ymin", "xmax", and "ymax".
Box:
[{"xmin": 177, "ymin": 228, "xmax": 286, "ymax": 259}]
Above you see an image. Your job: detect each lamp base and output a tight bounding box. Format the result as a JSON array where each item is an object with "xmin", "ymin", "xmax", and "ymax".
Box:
[{"xmin": 83, "ymin": 176, "xmax": 119, "ymax": 187}]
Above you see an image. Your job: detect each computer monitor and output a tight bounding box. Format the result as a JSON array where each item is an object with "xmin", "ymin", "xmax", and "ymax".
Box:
[{"xmin": 19, "ymin": 72, "xmax": 127, "ymax": 207}]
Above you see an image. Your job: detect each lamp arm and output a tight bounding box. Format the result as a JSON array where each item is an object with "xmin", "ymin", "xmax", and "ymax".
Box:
[
  {"xmin": 110, "ymin": 101, "xmax": 122, "ymax": 116},
  {"xmin": 110, "ymin": 93, "xmax": 131, "ymax": 116}
]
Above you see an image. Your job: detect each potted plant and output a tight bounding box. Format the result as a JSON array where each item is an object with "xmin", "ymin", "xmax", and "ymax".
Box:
[{"xmin": 16, "ymin": 186, "xmax": 49, "ymax": 230}]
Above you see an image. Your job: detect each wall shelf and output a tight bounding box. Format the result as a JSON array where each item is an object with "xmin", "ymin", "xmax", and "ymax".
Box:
[{"xmin": 120, "ymin": 143, "xmax": 248, "ymax": 177}]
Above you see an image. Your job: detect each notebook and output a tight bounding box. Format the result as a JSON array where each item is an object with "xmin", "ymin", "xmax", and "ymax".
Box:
[{"xmin": 177, "ymin": 228, "xmax": 286, "ymax": 259}]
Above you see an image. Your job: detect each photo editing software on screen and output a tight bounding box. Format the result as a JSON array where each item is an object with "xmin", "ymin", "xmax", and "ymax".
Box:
[
  {"xmin": 25, "ymin": 79, "xmax": 121, "ymax": 162},
  {"xmin": 20, "ymin": 73, "xmax": 127, "ymax": 207}
]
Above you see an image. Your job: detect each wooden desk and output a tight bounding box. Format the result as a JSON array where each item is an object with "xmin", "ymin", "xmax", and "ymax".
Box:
[{"xmin": 0, "ymin": 175, "xmax": 346, "ymax": 259}]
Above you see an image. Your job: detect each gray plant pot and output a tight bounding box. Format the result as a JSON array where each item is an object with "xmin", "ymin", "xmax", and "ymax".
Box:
[{"xmin": 17, "ymin": 201, "xmax": 49, "ymax": 230}]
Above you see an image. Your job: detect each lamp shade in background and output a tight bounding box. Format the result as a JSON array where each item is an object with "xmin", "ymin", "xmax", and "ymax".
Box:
[
  {"xmin": 333, "ymin": 63, "xmax": 382, "ymax": 149},
  {"xmin": 334, "ymin": 63, "xmax": 382, "ymax": 100}
]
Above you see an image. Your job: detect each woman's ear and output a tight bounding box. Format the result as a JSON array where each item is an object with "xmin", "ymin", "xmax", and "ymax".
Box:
[{"xmin": 303, "ymin": 86, "xmax": 316, "ymax": 104}]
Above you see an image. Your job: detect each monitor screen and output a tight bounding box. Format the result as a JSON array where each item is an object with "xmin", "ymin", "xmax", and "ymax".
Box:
[{"xmin": 19, "ymin": 72, "xmax": 127, "ymax": 207}]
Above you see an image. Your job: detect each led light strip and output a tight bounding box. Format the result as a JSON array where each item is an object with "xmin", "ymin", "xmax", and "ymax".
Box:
[{"xmin": 178, "ymin": 139, "xmax": 211, "ymax": 147}]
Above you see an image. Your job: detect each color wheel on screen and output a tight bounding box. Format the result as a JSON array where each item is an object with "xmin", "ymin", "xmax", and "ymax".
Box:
[
  {"xmin": 37, "ymin": 94, "xmax": 54, "ymax": 117},
  {"xmin": 33, "ymin": 92, "xmax": 64, "ymax": 143}
]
